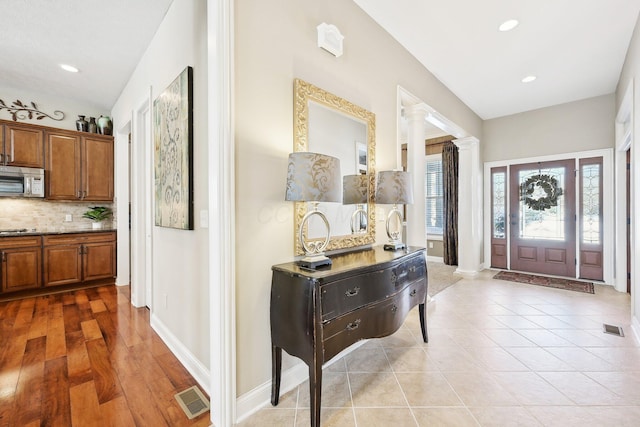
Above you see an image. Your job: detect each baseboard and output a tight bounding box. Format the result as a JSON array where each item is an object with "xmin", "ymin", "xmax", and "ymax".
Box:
[
  {"xmin": 632, "ymin": 315, "xmax": 640, "ymax": 343},
  {"xmin": 426, "ymin": 256, "xmax": 444, "ymax": 263},
  {"xmin": 150, "ymin": 313, "xmax": 211, "ymax": 396},
  {"xmin": 235, "ymin": 341, "xmax": 366, "ymax": 423},
  {"xmin": 454, "ymin": 268, "xmax": 480, "ymax": 279}
]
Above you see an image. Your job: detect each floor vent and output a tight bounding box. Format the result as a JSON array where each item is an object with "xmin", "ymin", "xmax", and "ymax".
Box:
[
  {"xmin": 603, "ymin": 324, "xmax": 625, "ymax": 337},
  {"xmin": 174, "ymin": 386, "xmax": 210, "ymax": 419}
]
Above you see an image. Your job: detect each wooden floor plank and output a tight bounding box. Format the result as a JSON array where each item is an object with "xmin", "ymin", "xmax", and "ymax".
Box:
[
  {"xmin": 99, "ymin": 395, "xmax": 136, "ymax": 427},
  {"xmin": 69, "ymin": 381, "xmax": 103, "ymax": 427},
  {"xmin": 41, "ymin": 357, "xmax": 71, "ymax": 426},
  {"xmin": 10, "ymin": 336, "xmax": 46, "ymax": 426},
  {"xmin": 0, "ymin": 285, "xmax": 210, "ymax": 426},
  {"xmin": 45, "ymin": 303, "xmax": 67, "ymax": 360},
  {"xmin": 66, "ymin": 330, "xmax": 93, "ymax": 387},
  {"xmin": 80, "ymin": 319, "xmax": 103, "ymax": 341},
  {"xmin": 85, "ymin": 338, "xmax": 123, "ymax": 404}
]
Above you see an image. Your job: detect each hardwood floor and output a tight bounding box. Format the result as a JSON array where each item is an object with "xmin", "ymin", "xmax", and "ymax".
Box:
[{"xmin": 0, "ymin": 285, "xmax": 211, "ymax": 427}]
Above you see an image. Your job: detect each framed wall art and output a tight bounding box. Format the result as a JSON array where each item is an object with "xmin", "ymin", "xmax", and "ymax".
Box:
[{"xmin": 153, "ymin": 66, "xmax": 194, "ymax": 230}]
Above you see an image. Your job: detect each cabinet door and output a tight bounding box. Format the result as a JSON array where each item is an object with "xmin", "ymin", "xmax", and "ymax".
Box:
[
  {"xmin": 82, "ymin": 136, "xmax": 114, "ymax": 201},
  {"xmin": 83, "ymin": 241, "xmax": 116, "ymax": 281},
  {"xmin": 1, "ymin": 247, "xmax": 42, "ymax": 292},
  {"xmin": 4, "ymin": 124, "xmax": 44, "ymax": 168},
  {"xmin": 45, "ymin": 132, "xmax": 81, "ymax": 200},
  {"xmin": 43, "ymin": 244, "xmax": 82, "ymax": 287}
]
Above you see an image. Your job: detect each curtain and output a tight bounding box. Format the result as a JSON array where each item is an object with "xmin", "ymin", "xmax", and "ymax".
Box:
[{"xmin": 442, "ymin": 141, "xmax": 459, "ymax": 265}]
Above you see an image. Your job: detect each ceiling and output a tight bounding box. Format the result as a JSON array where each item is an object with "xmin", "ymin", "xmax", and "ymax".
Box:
[
  {"xmin": 354, "ymin": 0, "xmax": 640, "ymax": 119},
  {"xmin": 2, "ymin": 1, "xmax": 639, "ymax": 120},
  {"xmin": 0, "ymin": 0, "xmax": 173, "ymax": 111}
]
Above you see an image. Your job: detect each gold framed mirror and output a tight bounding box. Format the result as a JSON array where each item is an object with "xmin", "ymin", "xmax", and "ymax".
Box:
[{"xmin": 293, "ymin": 78, "xmax": 376, "ymax": 255}]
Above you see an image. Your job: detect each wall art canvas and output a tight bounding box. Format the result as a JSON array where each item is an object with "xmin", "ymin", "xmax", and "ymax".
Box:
[{"xmin": 153, "ymin": 66, "xmax": 194, "ymax": 230}]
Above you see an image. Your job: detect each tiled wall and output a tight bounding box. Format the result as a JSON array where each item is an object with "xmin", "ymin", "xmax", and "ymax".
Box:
[{"xmin": 0, "ymin": 199, "xmax": 116, "ymax": 232}]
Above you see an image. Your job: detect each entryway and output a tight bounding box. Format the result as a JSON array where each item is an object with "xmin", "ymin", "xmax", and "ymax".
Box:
[{"xmin": 488, "ymin": 152, "xmax": 610, "ymax": 282}]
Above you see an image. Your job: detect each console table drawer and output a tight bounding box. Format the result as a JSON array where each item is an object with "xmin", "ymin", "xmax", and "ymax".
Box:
[
  {"xmin": 320, "ymin": 253, "xmax": 426, "ymax": 321},
  {"xmin": 320, "ymin": 269, "xmax": 390, "ymax": 321},
  {"xmin": 322, "ymin": 279, "xmax": 426, "ymax": 361}
]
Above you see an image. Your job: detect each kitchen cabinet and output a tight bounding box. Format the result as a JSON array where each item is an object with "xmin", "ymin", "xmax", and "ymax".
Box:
[
  {"xmin": 45, "ymin": 131, "xmax": 114, "ymax": 201},
  {"xmin": 43, "ymin": 232, "xmax": 116, "ymax": 287},
  {"xmin": 0, "ymin": 121, "xmax": 45, "ymax": 168},
  {"xmin": 0, "ymin": 236, "xmax": 42, "ymax": 293}
]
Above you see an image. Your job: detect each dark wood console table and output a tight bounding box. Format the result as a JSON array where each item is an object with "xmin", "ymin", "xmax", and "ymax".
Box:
[{"xmin": 270, "ymin": 246, "xmax": 428, "ymax": 427}]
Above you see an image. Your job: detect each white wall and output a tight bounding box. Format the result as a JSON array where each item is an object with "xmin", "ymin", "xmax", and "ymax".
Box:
[
  {"xmin": 234, "ymin": 0, "xmax": 482, "ymax": 402},
  {"xmin": 0, "ymin": 85, "xmax": 109, "ymax": 131},
  {"xmin": 483, "ymin": 94, "xmax": 616, "ymax": 162},
  {"xmin": 617, "ymin": 13, "xmax": 640, "ymax": 338},
  {"xmin": 110, "ymin": 0, "xmax": 210, "ymax": 374}
]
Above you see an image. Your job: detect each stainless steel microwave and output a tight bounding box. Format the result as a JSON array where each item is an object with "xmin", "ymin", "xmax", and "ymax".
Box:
[{"xmin": 0, "ymin": 166, "xmax": 45, "ymax": 197}]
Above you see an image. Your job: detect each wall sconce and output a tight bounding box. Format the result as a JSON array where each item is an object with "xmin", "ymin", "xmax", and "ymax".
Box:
[
  {"xmin": 286, "ymin": 152, "xmax": 341, "ymax": 268},
  {"xmin": 375, "ymin": 170, "xmax": 414, "ymax": 251},
  {"xmin": 317, "ymin": 23, "xmax": 344, "ymax": 57},
  {"xmin": 342, "ymin": 174, "xmax": 368, "ymax": 234}
]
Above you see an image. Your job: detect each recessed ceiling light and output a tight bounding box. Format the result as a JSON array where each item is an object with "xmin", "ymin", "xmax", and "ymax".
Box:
[
  {"xmin": 521, "ymin": 75, "xmax": 537, "ymax": 83},
  {"xmin": 499, "ymin": 19, "xmax": 519, "ymax": 32},
  {"xmin": 60, "ymin": 64, "xmax": 79, "ymax": 73}
]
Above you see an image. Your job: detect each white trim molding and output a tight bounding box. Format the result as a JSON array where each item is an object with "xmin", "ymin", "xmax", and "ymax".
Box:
[{"xmin": 208, "ymin": 0, "xmax": 236, "ymax": 426}]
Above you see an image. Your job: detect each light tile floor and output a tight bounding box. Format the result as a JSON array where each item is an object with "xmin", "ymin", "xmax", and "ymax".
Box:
[{"xmin": 237, "ymin": 269, "xmax": 640, "ymax": 426}]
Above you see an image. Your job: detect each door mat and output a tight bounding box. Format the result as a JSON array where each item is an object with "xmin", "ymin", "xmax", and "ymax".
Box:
[{"xmin": 493, "ymin": 271, "xmax": 595, "ymax": 294}]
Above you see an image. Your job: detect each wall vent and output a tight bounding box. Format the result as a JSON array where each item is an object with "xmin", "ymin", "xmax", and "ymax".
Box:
[
  {"xmin": 174, "ymin": 385, "xmax": 210, "ymax": 419},
  {"xmin": 602, "ymin": 324, "xmax": 624, "ymax": 337}
]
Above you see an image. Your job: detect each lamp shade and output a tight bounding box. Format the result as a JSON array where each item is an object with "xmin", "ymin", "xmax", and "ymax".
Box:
[
  {"xmin": 342, "ymin": 174, "xmax": 368, "ymax": 204},
  {"xmin": 375, "ymin": 170, "xmax": 414, "ymax": 205},
  {"xmin": 285, "ymin": 152, "xmax": 341, "ymax": 202}
]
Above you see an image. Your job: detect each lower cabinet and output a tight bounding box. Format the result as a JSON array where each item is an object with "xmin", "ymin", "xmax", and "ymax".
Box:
[
  {"xmin": 0, "ymin": 236, "xmax": 42, "ymax": 292},
  {"xmin": 43, "ymin": 232, "xmax": 116, "ymax": 287}
]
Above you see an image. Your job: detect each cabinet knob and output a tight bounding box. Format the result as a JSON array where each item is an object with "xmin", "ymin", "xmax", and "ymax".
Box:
[
  {"xmin": 390, "ymin": 305, "xmax": 398, "ymax": 314},
  {"xmin": 346, "ymin": 319, "xmax": 361, "ymax": 331},
  {"xmin": 409, "ymin": 266, "xmax": 417, "ymax": 273},
  {"xmin": 410, "ymin": 289, "xmax": 417, "ymax": 297},
  {"xmin": 345, "ymin": 287, "xmax": 360, "ymax": 297}
]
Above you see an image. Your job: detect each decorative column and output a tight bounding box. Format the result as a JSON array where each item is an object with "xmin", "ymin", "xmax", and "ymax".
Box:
[
  {"xmin": 454, "ymin": 137, "xmax": 482, "ymax": 277},
  {"xmin": 404, "ymin": 104, "xmax": 430, "ymax": 248}
]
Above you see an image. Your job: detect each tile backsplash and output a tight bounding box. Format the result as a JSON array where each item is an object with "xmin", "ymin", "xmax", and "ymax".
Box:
[{"xmin": 0, "ymin": 199, "xmax": 116, "ymax": 232}]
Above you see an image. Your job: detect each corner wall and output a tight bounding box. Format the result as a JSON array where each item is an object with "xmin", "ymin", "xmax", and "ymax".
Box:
[
  {"xmin": 234, "ymin": 0, "xmax": 482, "ymax": 404},
  {"xmin": 617, "ymin": 12, "xmax": 640, "ymax": 337},
  {"xmin": 110, "ymin": 0, "xmax": 210, "ymax": 377}
]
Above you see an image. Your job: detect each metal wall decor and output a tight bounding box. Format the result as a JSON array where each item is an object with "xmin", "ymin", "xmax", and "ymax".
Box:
[
  {"xmin": 0, "ymin": 99, "xmax": 64, "ymax": 122},
  {"xmin": 153, "ymin": 66, "xmax": 194, "ymax": 230}
]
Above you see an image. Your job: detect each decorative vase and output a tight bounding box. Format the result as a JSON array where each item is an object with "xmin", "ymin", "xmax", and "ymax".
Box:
[
  {"xmin": 76, "ymin": 115, "xmax": 88, "ymax": 132},
  {"xmin": 97, "ymin": 115, "xmax": 113, "ymax": 136},
  {"xmin": 88, "ymin": 117, "xmax": 98, "ymax": 133}
]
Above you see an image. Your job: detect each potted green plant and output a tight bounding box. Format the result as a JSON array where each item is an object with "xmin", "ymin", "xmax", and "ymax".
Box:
[{"xmin": 83, "ymin": 206, "xmax": 113, "ymax": 229}]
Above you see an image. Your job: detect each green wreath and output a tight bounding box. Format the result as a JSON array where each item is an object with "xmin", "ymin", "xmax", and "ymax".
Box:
[{"xmin": 520, "ymin": 174, "xmax": 563, "ymax": 211}]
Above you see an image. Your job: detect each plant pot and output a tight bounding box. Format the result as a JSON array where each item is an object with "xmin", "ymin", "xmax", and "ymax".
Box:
[{"xmin": 92, "ymin": 222, "xmax": 103, "ymax": 229}]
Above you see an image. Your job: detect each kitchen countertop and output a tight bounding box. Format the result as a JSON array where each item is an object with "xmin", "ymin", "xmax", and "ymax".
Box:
[{"xmin": 0, "ymin": 228, "xmax": 117, "ymax": 237}]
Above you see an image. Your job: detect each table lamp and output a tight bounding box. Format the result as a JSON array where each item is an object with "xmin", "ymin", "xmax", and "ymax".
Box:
[
  {"xmin": 342, "ymin": 174, "xmax": 368, "ymax": 233},
  {"xmin": 375, "ymin": 170, "xmax": 413, "ymax": 251},
  {"xmin": 286, "ymin": 152, "xmax": 341, "ymax": 268}
]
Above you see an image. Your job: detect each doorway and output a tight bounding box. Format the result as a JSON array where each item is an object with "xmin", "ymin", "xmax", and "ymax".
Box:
[{"xmin": 509, "ymin": 159, "xmax": 576, "ymax": 277}]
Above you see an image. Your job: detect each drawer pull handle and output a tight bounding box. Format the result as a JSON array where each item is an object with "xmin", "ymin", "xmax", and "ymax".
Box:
[
  {"xmin": 409, "ymin": 266, "xmax": 417, "ymax": 273},
  {"xmin": 391, "ymin": 305, "xmax": 398, "ymax": 314},
  {"xmin": 346, "ymin": 319, "xmax": 361, "ymax": 331},
  {"xmin": 410, "ymin": 289, "xmax": 417, "ymax": 297},
  {"xmin": 345, "ymin": 287, "xmax": 360, "ymax": 297}
]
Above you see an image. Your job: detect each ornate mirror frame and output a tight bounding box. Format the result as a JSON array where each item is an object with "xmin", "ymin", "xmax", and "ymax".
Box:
[{"xmin": 293, "ymin": 78, "xmax": 376, "ymax": 255}]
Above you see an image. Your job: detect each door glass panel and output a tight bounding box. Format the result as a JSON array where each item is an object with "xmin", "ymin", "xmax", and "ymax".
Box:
[
  {"xmin": 492, "ymin": 171, "xmax": 506, "ymax": 238},
  {"xmin": 581, "ymin": 163, "xmax": 600, "ymax": 244},
  {"xmin": 519, "ymin": 167, "xmax": 566, "ymax": 240}
]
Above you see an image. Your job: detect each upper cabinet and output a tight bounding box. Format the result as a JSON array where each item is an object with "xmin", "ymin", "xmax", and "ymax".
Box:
[
  {"xmin": 45, "ymin": 130, "xmax": 114, "ymax": 201},
  {"xmin": 0, "ymin": 122, "xmax": 45, "ymax": 168}
]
